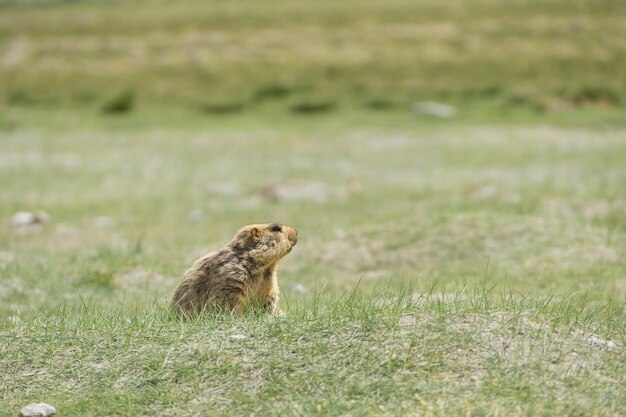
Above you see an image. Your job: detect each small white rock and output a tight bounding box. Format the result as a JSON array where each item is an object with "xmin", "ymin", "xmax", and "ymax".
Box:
[
  {"xmin": 587, "ymin": 335, "xmax": 617, "ymax": 349},
  {"xmin": 20, "ymin": 403, "xmax": 56, "ymax": 417},
  {"xmin": 230, "ymin": 334, "xmax": 246, "ymax": 340},
  {"xmin": 412, "ymin": 101, "xmax": 457, "ymax": 118},
  {"xmin": 11, "ymin": 210, "xmax": 50, "ymax": 226},
  {"xmin": 12, "ymin": 212, "xmax": 36, "ymax": 226},
  {"xmin": 290, "ymin": 283, "xmax": 308, "ymax": 294}
]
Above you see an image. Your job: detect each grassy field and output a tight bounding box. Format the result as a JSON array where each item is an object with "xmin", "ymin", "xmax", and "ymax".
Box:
[
  {"xmin": 1, "ymin": 113, "xmax": 625, "ymax": 416},
  {"xmin": 1, "ymin": 0, "xmax": 626, "ymax": 123},
  {"xmin": 1, "ymin": 0, "xmax": 626, "ymax": 416}
]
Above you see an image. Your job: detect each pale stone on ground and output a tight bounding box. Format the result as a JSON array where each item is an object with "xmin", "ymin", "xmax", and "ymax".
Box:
[
  {"xmin": 11, "ymin": 210, "xmax": 50, "ymax": 226},
  {"xmin": 20, "ymin": 403, "xmax": 56, "ymax": 417}
]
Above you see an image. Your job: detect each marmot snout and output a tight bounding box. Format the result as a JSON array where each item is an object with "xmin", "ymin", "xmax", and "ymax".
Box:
[{"xmin": 170, "ymin": 223, "xmax": 297, "ymax": 317}]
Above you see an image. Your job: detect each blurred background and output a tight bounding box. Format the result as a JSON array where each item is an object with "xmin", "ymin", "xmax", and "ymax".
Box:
[
  {"xmin": 1, "ymin": 0, "xmax": 625, "ymax": 313},
  {"xmin": 1, "ymin": 0, "xmax": 625, "ymax": 121}
]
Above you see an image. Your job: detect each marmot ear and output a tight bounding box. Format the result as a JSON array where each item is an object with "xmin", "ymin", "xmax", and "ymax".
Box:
[{"xmin": 250, "ymin": 227, "xmax": 261, "ymax": 240}]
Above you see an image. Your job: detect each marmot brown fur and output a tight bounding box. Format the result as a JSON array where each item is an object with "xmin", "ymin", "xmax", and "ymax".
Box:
[{"xmin": 170, "ymin": 223, "xmax": 297, "ymax": 317}]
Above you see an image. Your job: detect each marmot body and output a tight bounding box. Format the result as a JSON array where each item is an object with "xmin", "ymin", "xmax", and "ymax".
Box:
[{"xmin": 170, "ymin": 223, "xmax": 297, "ymax": 317}]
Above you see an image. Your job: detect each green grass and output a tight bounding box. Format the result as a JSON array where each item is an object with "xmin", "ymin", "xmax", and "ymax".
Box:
[
  {"xmin": 2, "ymin": 289, "xmax": 624, "ymax": 416},
  {"xmin": 1, "ymin": 111, "xmax": 625, "ymax": 415}
]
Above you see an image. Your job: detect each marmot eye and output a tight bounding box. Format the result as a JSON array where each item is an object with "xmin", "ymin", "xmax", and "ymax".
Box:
[{"xmin": 270, "ymin": 224, "xmax": 282, "ymax": 232}]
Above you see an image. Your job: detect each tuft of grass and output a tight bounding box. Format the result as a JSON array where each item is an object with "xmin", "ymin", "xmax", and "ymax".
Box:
[
  {"xmin": 101, "ymin": 90, "xmax": 135, "ymax": 114},
  {"xmin": 566, "ymin": 86, "xmax": 623, "ymax": 106},
  {"xmin": 78, "ymin": 268, "xmax": 115, "ymax": 288},
  {"xmin": 254, "ymin": 83, "xmax": 295, "ymax": 102},
  {"xmin": 362, "ymin": 98, "xmax": 401, "ymax": 111},
  {"xmin": 289, "ymin": 97, "xmax": 337, "ymax": 114}
]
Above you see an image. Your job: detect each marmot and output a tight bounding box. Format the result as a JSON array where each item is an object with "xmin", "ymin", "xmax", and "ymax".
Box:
[{"xmin": 170, "ymin": 223, "xmax": 297, "ymax": 317}]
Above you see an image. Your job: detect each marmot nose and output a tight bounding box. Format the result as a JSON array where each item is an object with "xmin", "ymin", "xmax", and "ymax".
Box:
[{"xmin": 289, "ymin": 231, "xmax": 298, "ymax": 246}]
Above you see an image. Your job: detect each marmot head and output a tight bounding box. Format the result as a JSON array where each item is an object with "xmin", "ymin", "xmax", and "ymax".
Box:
[{"xmin": 229, "ymin": 223, "xmax": 298, "ymax": 266}]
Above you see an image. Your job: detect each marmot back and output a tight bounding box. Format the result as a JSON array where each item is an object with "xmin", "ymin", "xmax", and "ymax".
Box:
[{"xmin": 170, "ymin": 223, "xmax": 298, "ymax": 317}]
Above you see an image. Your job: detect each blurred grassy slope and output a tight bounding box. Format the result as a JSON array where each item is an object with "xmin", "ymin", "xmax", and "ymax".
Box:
[{"xmin": 1, "ymin": 0, "xmax": 625, "ymax": 115}]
